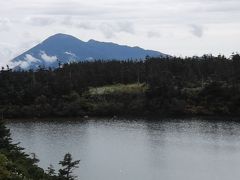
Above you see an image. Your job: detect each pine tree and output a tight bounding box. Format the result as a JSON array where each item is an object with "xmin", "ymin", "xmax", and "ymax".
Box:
[
  {"xmin": 58, "ymin": 153, "xmax": 80, "ymax": 180},
  {"xmin": 0, "ymin": 121, "xmax": 12, "ymax": 149},
  {"xmin": 46, "ymin": 164, "xmax": 56, "ymax": 176}
]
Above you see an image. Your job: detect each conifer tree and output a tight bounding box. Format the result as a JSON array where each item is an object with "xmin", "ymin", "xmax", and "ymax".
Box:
[
  {"xmin": 59, "ymin": 153, "xmax": 80, "ymax": 180},
  {"xmin": 0, "ymin": 121, "xmax": 12, "ymax": 149},
  {"xmin": 46, "ymin": 164, "xmax": 56, "ymax": 176}
]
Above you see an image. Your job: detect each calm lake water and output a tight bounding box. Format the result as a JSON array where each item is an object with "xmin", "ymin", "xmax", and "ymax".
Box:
[{"xmin": 6, "ymin": 117, "xmax": 240, "ymax": 180}]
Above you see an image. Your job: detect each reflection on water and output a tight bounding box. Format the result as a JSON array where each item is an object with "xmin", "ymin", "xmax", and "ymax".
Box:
[{"xmin": 6, "ymin": 118, "xmax": 240, "ymax": 180}]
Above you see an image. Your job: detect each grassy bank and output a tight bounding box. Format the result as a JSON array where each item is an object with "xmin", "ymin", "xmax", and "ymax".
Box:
[{"xmin": 1, "ymin": 81, "xmax": 240, "ymax": 119}]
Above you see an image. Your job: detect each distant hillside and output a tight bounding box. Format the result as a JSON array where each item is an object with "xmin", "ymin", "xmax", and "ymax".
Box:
[{"xmin": 12, "ymin": 33, "xmax": 166, "ymax": 69}]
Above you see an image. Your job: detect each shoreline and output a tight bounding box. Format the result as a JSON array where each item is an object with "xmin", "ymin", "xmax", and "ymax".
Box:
[{"xmin": 3, "ymin": 114, "xmax": 240, "ymax": 123}]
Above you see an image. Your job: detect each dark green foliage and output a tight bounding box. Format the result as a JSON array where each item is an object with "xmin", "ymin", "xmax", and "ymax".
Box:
[
  {"xmin": 58, "ymin": 153, "xmax": 80, "ymax": 180},
  {"xmin": 0, "ymin": 121, "xmax": 80, "ymax": 180},
  {"xmin": 46, "ymin": 164, "xmax": 56, "ymax": 176},
  {"xmin": 0, "ymin": 121, "xmax": 12, "ymax": 149},
  {"xmin": 0, "ymin": 121, "xmax": 50, "ymax": 179},
  {"xmin": 0, "ymin": 54, "xmax": 240, "ymax": 117}
]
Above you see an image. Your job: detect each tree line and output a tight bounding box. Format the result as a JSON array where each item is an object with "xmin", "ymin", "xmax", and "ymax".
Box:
[{"xmin": 0, "ymin": 54, "xmax": 240, "ymax": 117}]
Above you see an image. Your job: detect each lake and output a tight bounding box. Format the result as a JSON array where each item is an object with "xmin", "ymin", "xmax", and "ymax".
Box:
[{"xmin": 6, "ymin": 117, "xmax": 240, "ymax": 180}]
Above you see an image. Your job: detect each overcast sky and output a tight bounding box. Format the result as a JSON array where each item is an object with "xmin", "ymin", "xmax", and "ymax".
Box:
[{"xmin": 0, "ymin": 0, "xmax": 240, "ymax": 66}]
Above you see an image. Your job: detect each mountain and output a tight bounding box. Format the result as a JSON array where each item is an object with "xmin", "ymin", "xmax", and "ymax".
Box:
[{"xmin": 12, "ymin": 33, "xmax": 166, "ymax": 69}]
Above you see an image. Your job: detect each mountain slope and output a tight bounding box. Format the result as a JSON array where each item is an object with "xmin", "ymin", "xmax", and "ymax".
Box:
[{"xmin": 12, "ymin": 33, "xmax": 166, "ymax": 69}]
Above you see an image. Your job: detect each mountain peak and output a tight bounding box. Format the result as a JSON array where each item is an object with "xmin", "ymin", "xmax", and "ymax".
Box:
[
  {"xmin": 50, "ymin": 33, "xmax": 75, "ymax": 38},
  {"xmin": 88, "ymin": 39, "xmax": 97, "ymax": 43},
  {"xmin": 44, "ymin": 33, "xmax": 83, "ymax": 43},
  {"xmin": 12, "ymin": 33, "xmax": 166, "ymax": 69}
]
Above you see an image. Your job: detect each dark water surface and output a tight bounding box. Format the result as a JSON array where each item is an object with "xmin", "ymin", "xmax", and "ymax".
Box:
[{"xmin": 6, "ymin": 118, "xmax": 240, "ymax": 180}]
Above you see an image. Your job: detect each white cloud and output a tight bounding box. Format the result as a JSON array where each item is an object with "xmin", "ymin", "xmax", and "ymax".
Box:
[
  {"xmin": 0, "ymin": 44, "xmax": 16, "ymax": 67},
  {"xmin": 12, "ymin": 52, "xmax": 57, "ymax": 69},
  {"xmin": 0, "ymin": 18, "xmax": 11, "ymax": 31},
  {"xmin": 147, "ymin": 31, "xmax": 161, "ymax": 38},
  {"xmin": 19, "ymin": 61, "xmax": 31, "ymax": 69},
  {"xmin": 15, "ymin": 54, "xmax": 40, "ymax": 69},
  {"xmin": 25, "ymin": 16, "xmax": 55, "ymax": 26},
  {"xmin": 24, "ymin": 54, "xmax": 40, "ymax": 63},
  {"xmin": 117, "ymin": 22, "xmax": 135, "ymax": 34},
  {"xmin": 100, "ymin": 21, "xmax": 135, "ymax": 39},
  {"xmin": 61, "ymin": 17, "xmax": 95, "ymax": 30},
  {"xmin": 65, "ymin": 51, "xmax": 76, "ymax": 57},
  {"xmin": 40, "ymin": 51, "xmax": 57, "ymax": 63},
  {"xmin": 190, "ymin": 24, "xmax": 204, "ymax": 38},
  {"xmin": 77, "ymin": 22, "xmax": 95, "ymax": 30},
  {"xmin": 64, "ymin": 51, "xmax": 77, "ymax": 62},
  {"xmin": 100, "ymin": 23, "xmax": 116, "ymax": 38}
]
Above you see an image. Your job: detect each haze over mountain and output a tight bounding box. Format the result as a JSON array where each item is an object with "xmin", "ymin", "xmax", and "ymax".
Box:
[{"xmin": 12, "ymin": 33, "xmax": 166, "ymax": 69}]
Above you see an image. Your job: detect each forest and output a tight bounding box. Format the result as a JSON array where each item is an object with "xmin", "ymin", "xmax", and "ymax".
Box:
[{"xmin": 0, "ymin": 54, "xmax": 240, "ymax": 118}]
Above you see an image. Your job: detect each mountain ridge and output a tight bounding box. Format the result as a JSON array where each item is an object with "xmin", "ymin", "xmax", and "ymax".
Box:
[{"xmin": 12, "ymin": 33, "xmax": 166, "ymax": 69}]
